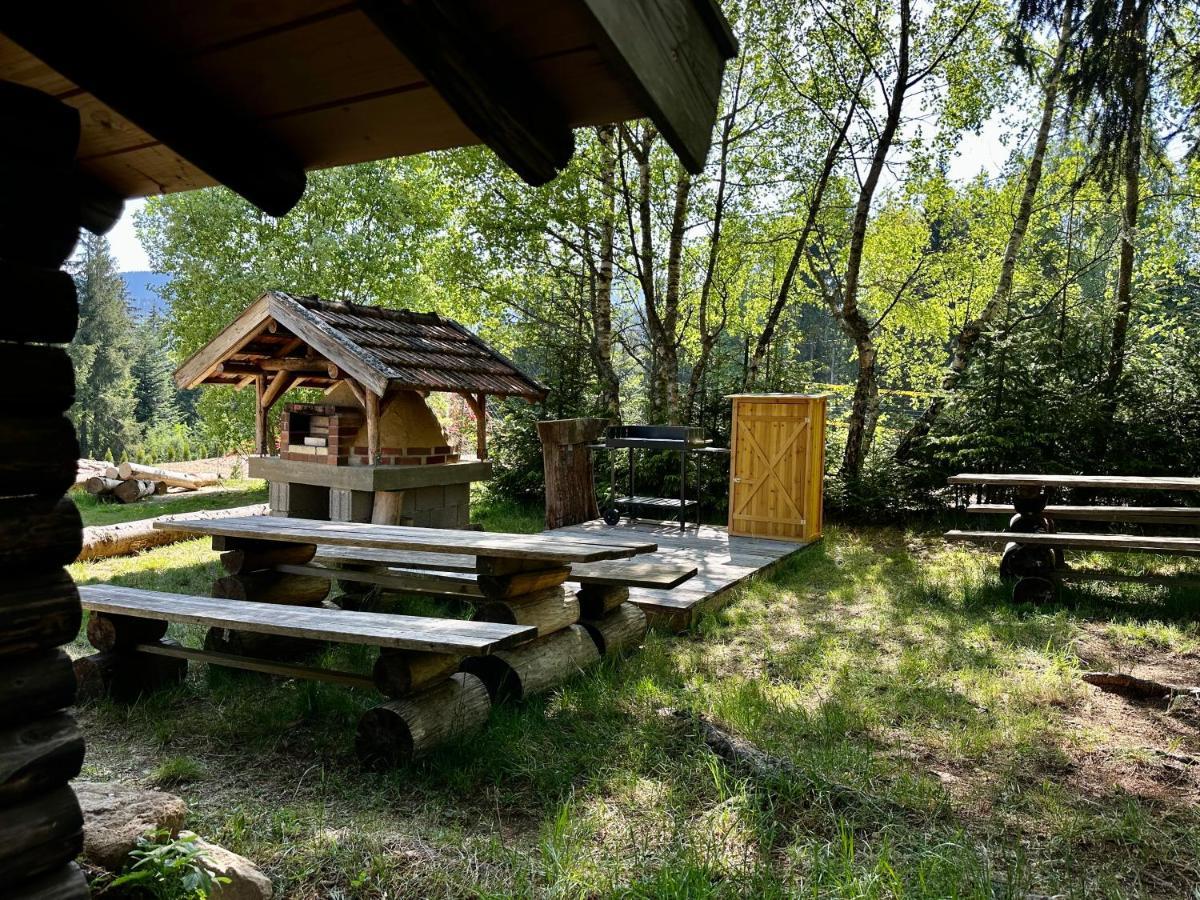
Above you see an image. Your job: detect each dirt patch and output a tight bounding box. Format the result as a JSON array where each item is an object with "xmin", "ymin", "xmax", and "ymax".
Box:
[
  {"xmin": 165, "ymin": 454, "xmax": 249, "ymax": 479},
  {"xmin": 1063, "ymin": 623, "xmax": 1200, "ymax": 804}
]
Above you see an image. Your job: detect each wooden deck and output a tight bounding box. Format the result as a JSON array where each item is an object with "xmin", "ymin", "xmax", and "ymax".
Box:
[{"xmin": 547, "ymin": 520, "xmax": 813, "ymax": 630}]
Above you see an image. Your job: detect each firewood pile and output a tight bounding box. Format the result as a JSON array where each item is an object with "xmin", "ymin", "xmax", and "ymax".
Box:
[{"xmin": 77, "ymin": 460, "xmax": 222, "ymax": 504}]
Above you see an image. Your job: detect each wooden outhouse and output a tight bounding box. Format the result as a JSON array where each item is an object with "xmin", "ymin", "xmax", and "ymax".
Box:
[{"xmin": 727, "ymin": 394, "xmax": 827, "ymax": 543}]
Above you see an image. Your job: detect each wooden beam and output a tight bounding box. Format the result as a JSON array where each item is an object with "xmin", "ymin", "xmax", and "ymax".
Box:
[
  {"xmin": 461, "ymin": 392, "xmax": 488, "ymax": 461},
  {"xmin": 261, "ymin": 373, "xmax": 294, "ymax": 411},
  {"xmin": 254, "ymin": 375, "xmax": 267, "ymax": 456},
  {"xmin": 174, "ymin": 294, "xmax": 273, "ymax": 389},
  {"xmin": 361, "ymin": 0, "xmax": 575, "ymax": 186},
  {"xmin": 0, "ymin": 12, "xmax": 306, "ymax": 216},
  {"xmin": 579, "ymin": 0, "xmax": 737, "ymax": 174},
  {"xmin": 366, "ymin": 390, "xmax": 381, "ymax": 465}
]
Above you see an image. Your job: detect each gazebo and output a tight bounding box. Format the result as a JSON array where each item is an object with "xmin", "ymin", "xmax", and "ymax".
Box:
[
  {"xmin": 175, "ymin": 290, "xmax": 548, "ymax": 525},
  {"xmin": 0, "ymin": 1, "xmax": 736, "ymax": 894}
]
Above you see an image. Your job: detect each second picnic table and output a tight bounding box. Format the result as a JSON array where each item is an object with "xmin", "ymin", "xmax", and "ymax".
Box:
[{"xmin": 944, "ymin": 473, "xmax": 1200, "ymax": 601}]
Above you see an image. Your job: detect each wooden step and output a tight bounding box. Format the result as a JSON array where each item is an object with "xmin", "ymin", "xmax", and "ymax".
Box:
[
  {"xmin": 78, "ymin": 585, "xmax": 535, "ymax": 655},
  {"xmin": 966, "ymin": 504, "xmax": 1200, "ymax": 525},
  {"xmin": 944, "ymin": 530, "xmax": 1200, "ymax": 555}
]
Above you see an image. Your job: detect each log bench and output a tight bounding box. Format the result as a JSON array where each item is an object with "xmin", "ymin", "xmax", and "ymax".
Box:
[
  {"xmin": 77, "ymin": 584, "xmax": 535, "ymax": 766},
  {"xmin": 946, "ymin": 472, "xmax": 1200, "ymax": 602}
]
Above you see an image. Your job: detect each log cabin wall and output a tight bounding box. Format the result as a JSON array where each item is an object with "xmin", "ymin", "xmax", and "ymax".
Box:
[{"xmin": 0, "ymin": 81, "xmax": 93, "ymax": 898}]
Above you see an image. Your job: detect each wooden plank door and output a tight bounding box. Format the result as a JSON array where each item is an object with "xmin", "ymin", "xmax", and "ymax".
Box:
[{"xmin": 728, "ymin": 397, "xmax": 823, "ymax": 541}]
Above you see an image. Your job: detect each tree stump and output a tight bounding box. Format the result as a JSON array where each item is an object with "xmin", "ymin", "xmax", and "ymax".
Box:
[
  {"xmin": 356, "ymin": 672, "xmax": 491, "ymax": 768},
  {"xmin": 461, "ymin": 624, "xmax": 600, "ymax": 702},
  {"xmin": 473, "ymin": 585, "xmax": 580, "ymax": 637},
  {"xmin": 537, "ymin": 418, "xmax": 606, "ymax": 529},
  {"xmin": 580, "ymin": 602, "xmax": 647, "ymax": 656}
]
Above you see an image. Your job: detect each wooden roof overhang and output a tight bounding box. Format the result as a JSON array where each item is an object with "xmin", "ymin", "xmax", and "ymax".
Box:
[
  {"xmin": 0, "ymin": 1, "xmax": 737, "ymax": 220},
  {"xmin": 174, "ymin": 291, "xmax": 549, "ymax": 402}
]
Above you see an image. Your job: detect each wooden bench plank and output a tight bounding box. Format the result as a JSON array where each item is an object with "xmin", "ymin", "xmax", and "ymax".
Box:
[
  {"xmin": 156, "ymin": 515, "xmax": 656, "ymax": 563},
  {"xmin": 966, "ymin": 504, "xmax": 1200, "ymax": 525},
  {"xmin": 944, "ymin": 530, "xmax": 1200, "ymax": 555},
  {"xmin": 134, "ymin": 641, "xmax": 376, "ymax": 689},
  {"xmin": 78, "ymin": 585, "xmax": 535, "ymax": 654},
  {"xmin": 949, "ymin": 473, "xmax": 1200, "ymax": 491},
  {"xmin": 310, "ymin": 548, "xmax": 698, "ymax": 589}
]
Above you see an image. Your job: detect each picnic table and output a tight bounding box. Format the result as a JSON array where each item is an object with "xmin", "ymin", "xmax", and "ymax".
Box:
[
  {"xmin": 945, "ymin": 473, "xmax": 1200, "ymax": 601},
  {"xmin": 74, "ymin": 515, "xmax": 691, "ymax": 766}
]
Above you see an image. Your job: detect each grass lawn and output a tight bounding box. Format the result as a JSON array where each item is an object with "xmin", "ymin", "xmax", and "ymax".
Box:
[
  {"xmin": 70, "ymin": 505, "xmax": 1200, "ymax": 898},
  {"xmin": 71, "ymin": 479, "xmax": 268, "ymax": 527}
]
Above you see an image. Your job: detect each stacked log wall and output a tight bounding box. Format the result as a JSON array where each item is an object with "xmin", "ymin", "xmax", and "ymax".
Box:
[{"xmin": 0, "ymin": 81, "xmax": 91, "ymax": 898}]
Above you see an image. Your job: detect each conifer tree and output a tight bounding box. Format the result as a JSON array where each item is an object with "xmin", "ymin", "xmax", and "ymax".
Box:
[
  {"xmin": 131, "ymin": 312, "xmax": 182, "ymax": 426},
  {"xmin": 68, "ymin": 233, "xmax": 141, "ymax": 459}
]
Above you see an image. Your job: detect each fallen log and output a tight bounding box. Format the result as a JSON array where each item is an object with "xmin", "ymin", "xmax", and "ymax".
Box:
[
  {"xmin": 113, "ymin": 478, "xmax": 156, "ymax": 504},
  {"xmin": 84, "ymin": 476, "xmax": 121, "ymax": 496},
  {"xmin": 116, "ymin": 461, "xmax": 220, "ymax": 490},
  {"xmin": 1082, "ymin": 671, "xmax": 1200, "ymax": 701},
  {"xmin": 76, "ymin": 503, "xmax": 268, "ymax": 561}
]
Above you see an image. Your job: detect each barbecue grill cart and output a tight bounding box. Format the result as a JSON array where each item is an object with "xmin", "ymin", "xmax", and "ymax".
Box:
[{"xmin": 592, "ymin": 425, "xmax": 728, "ymax": 530}]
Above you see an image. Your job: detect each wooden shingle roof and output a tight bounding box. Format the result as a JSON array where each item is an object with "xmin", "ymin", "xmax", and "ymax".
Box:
[{"xmin": 175, "ymin": 290, "xmax": 547, "ymax": 401}]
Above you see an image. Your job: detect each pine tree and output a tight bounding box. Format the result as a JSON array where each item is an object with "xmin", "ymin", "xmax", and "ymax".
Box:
[
  {"xmin": 69, "ymin": 233, "xmax": 141, "ymax": 459},
  {"xmin": 131, "ymin": 312, "xmax": 182, "ymax": 426}
]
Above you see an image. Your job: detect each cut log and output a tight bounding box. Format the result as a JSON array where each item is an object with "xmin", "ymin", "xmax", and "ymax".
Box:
[
  {"xmin": 212, "ymin": 572, "xmax": 329, "ymax": 606},
  {"xmin": 0, "ymin": 345, "xmax": 74, "ymax": 415},
  {"xmin": 477, "ymin": 565, "xmax": 571, "ymax": 600},
  {"xmin": 6, "ymin": 862, "xmax": 89, "ymax": 900},
  {"xmin": 116, "ymin": 461, "xmax": 220, "ymax": 489},
  {"xmin": 0, "ymin": 415, "xmax": 78, "ymax": 499},
  {"xmin": 113, "ymin": 478, "xmax": 156, "ymax": 503},
  {"xmin": 356, "ymin": 672, "xmax": 491, "ymax": 768},
  {"xmin": 0, "ymin": 260, "xmax": 78, "ymax": 345},
  {"xmin": 576, "ymin": 584, "xmax": 630, "ymax": 619},
  {"xmin": 76, "ymin": 503, "xmax": 268, "ymax": 561},
  {"xmin": 0, "ymin": 650, "xmax": 76, "ymax": 724},
  {"xmin": 85, "ymin": 612, "xmax": 168, "ymax": 652},
  {"xmin": 220, "ymin": 542, "xmax": 316, "ymax": 575},
  {"xmin": 73, "ymin": 639, "xmax": 188, "ymax": 702},
  {"xmin": 0, "ymin": 496, "xmax": 82, "ymax": 572},
  {"xmin": 202, "ymin": 626, "xmax": 326, "ymax": 663},
  {"xmin": 0, "ymin": 712, "xmax": 84, "ymax": 807},
  {"xmin": 0, "ymin": 569, "xmax": 81, "ymax": 658},
  {"xmin": 581, "ymin": 602, "xmax": 647, "ymax": 656},
  {"xmin": 0, "ymin": 784, "xmax": 83, "ymax": 883},
  {"xmin": 473, "ymin": 585, "xmax": 579, "ymax": 637},
  {"xmin": 461, "ymin": 624, "xmax": 599, "ymax": 702},
  {"xmin": 1082, "ymin": 671, "xmax": 1200, "ymax": 701},
  {"xmin": 84, "ymin": 475, "xmax": 122, "ymax": 495},
  {"xmin": 103, "ymin": 466, "xmax": 120, "ymax": 479},
  {"xmin": 372, "ymin": 650, "xmax": 461, "ymax": 698}
]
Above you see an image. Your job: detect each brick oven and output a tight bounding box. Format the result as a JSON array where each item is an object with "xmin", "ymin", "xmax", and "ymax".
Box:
[{"xmin": 174, "ymin": 291, "xmax": 548, "ymax": 527}]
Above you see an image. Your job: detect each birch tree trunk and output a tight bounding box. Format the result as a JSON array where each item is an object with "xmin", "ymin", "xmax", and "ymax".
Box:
[{"xmin": 895, "ymin": 2, "xmax": 1074, "ymax": 462}]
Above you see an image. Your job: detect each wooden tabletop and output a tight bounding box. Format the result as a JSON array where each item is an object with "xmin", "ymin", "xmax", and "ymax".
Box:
[
  {"xmin": 949, "ymin": 473, "xmax": 1200, "ymax": 491},
  {"xmin": 156, "ymin": 515, "xmax": 658, "ymax": 564}
]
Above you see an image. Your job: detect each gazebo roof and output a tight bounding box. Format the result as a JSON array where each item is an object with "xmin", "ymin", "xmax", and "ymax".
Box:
[{"xmin": 175, "ymin": 290, "xmax": 547, "ymax": 401}]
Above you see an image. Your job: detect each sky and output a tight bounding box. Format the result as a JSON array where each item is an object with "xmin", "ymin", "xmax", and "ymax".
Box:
[{"xmin": 104, "ymin": 121, "xmax": 1013, "ymax": 273}]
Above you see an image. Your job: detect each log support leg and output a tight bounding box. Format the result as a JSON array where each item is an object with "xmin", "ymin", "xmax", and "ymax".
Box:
[
  {"xmin": 74, "ymin": 639, "xmax": 188, "ymax": 702},
  {"xmin": 461, "ymin": 624, "xmax": 599, "ymax": 703},
  {"xmin": 356, "ymin": 672, "xmax": 491, "ymax": 768},
  {"xmin": 473, "ymin": 585, "xmax": 579, "ymax": 637},
  {"xmin": 580, "ymin": 602, "xmax": 647, "ymax": 656}
]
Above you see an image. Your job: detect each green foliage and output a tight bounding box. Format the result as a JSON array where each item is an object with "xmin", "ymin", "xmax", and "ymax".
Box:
[
  {"xmin": 70, "ymin": 234, "xmax": 141, "ymax": 460},
  {"xmin": 104, "ymin": 830, "xmax": 229, "ymax": 899}
]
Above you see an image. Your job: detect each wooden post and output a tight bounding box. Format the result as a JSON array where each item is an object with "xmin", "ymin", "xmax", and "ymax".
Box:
[
  {"xmin": 461, "ymin": 392, "xmax": 488, "ymax": 460},
  {"xmin": 536, "ymin": 418, "xmax": 606, "ymax": 528},
  {"xmin": 365, "ymin": 390, "xmax": 381, "ymax": 465},
  {"xmin": 254, "ymin": 373, "xmax": 267, "ymax": 455},
  {"xmin": 0, "ymin": 80, "xmax": 91, "ymax": 897}
]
